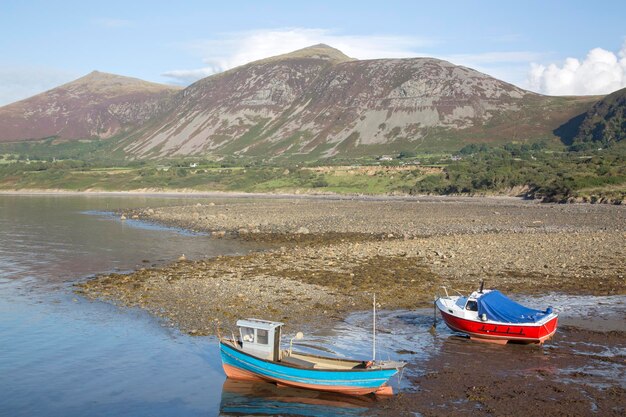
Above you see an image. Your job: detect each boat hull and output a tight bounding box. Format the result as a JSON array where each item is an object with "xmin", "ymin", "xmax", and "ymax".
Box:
[
  {"xmin": 220, "ymin": 341, "xmax": 398, "ymax": 396},
  {"xmin": 438, "ymin": 308, "xmax": 558, "ymax": 344}
]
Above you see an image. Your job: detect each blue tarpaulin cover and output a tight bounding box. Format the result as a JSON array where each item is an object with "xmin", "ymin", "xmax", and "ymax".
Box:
[{"xmin": 477, "ymin": 290, "xmax": 550, "ymax": 323}]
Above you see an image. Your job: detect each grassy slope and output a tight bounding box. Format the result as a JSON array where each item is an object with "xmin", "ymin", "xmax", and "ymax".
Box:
[
  {"xmin": 0, "ymin": 166, "xmax": 420, "ymax": 194},
  {"xmin": 1, "ymin": 144, "xmax": 624, "ymax": 204}
]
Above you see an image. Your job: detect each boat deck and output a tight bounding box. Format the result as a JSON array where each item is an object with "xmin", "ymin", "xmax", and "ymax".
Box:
[{"xmin": 283, "ymin": 352, "xmax": 364, "ymax": 370}]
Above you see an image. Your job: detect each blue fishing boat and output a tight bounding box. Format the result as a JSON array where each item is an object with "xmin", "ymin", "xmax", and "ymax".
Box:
[{"xmin": 219, "ymin": 318, "xmax": 405, "ymax": 396}]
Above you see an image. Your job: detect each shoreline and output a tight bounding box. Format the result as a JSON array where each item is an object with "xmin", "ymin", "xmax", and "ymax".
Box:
[
  {"xmin": 2, "ymin": 187, "xmax": 624, "ymax": 205},
  {"xmin": 0, "ymin": 188, "xmax": 532, "ymax": 203},
  {"xmin": 76, "ymin": 197, "xmax": 626, "ymax": 336},
  {"xmin": 73, "ymin": 196, "xmax": 626, "ymax": 416}
]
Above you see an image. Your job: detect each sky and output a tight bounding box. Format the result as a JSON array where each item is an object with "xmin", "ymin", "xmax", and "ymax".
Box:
[{"xmin": 1, "ymin": 0, "xmax": 625, "ymax": 106}]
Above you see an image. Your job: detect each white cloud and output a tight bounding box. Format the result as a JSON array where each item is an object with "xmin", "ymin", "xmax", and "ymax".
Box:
[
  {"xmin": 162, "ymin": 28, "xmax": 435, "ymax": 84},
  {"xmin": 0, "ymin": 68, "xmax": 79, "ymax": 107},
  {"xmin": 528, "ymin": 42, "xmax": 626, "ymax": 95},
  {"xmin": 162, "ymin": 28, "xmax": 547, "ymax": 90}
]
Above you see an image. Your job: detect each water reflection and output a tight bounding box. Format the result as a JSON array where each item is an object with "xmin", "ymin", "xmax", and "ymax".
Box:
[
  {"xmin": 219, "ymin": 380, "xmax": 374, "ymax": 417},
  {"xmin": 0, "ymin": 195, "xmax": 260, "ymax": 289}
]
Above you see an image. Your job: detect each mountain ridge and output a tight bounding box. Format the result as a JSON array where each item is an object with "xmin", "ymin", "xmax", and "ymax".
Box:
[
  {"xmin": 0, "ymin": 71, "xmax": 181, "ymax": 142},
  {"xmin": 0, "ymin": 45, "xmax": 602, "ymax": 159},
  {"xmin": 124, "ymin": 47, "xmax": 592, "ymax": 159}
]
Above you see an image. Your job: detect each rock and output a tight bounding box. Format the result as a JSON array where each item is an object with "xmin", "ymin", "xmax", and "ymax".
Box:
[
  {"xmin": 208, "ymin": 202, "xmax": 215, "ymax": 206},
  {"xmin": 120, "ymin": 215, "xmax": 126, "ymax": 220},
  {"xmin": 178, "ymin": 254, "xmax": 187, "ymax": 261},
  {"xmin": 212, "ymin": 231, "xmax": 226, "ymax": 238},
  {"xmin": 297, "ymin": 227, "xmax": 310, "ymax": 234},
  {"xmin": 147, "ymin": 209, "xmax": 155, "ymax": 215},
  {"xmin": 131, "ymin": 214, "xmax": 139, "ymax": 219}
]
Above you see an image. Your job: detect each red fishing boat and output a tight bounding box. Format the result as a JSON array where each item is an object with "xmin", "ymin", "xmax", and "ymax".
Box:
[{"xmin": 435, "ymin": 283, "xmax": 558, "ymax": 344}]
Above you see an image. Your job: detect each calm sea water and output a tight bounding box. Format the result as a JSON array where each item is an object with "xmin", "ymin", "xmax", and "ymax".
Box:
[{"xmin": 0, "ymin": 195, "xmax": 266, "ymax": 416}]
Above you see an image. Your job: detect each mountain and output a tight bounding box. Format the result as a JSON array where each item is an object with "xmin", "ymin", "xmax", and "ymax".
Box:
[
  {"xmin": 0, "ymin": 71, "xmax": 180, "ymax": 143},
  {"xmin": 571, "ymin": 87, "xmax": 625, "ymax": 147},
  {"xmin": 123, "ymin": 44, "xmax": 596, "ymax": 159},
  {"xmin": 0, "ymin": 45, "xmax": 598, "ymax": 159}
]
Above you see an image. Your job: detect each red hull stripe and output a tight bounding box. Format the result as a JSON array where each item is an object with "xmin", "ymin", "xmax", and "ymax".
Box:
[
  {"xmin": 440, "ymin": 310, "xmax": 558, "ymax": 343},
  {"xmin": 222, "ymin": 364, "xmax": 392, "ymax": 396}
]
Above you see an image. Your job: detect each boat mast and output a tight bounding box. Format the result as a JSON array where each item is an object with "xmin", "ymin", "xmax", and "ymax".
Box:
[{"xmin": 372, "ymin": 293, "xmax": 376, "ymax": 362}]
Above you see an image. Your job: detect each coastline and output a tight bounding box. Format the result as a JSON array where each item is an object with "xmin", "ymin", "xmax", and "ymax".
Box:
[
  {"xmin": 3, "ymin": 187, "xmax": 623, "ymax": 206},
  {"xmin": 0, "ymin": 188, "xmax": 533, "ymax": 203},
  {"xmin": 75, "ymin": 197, "xmax": 626, "ymax": 335},
  {"xmin": 71, "ymin": 195, "xmax": 626, "ymax": 416}
]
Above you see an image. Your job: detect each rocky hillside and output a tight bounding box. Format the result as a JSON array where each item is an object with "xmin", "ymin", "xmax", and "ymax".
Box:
[
  {"xmin": 0, "ymin": 71, "xmax": 180, "ymax": 143},
  {"xmin": 0, "ymin": 45, "xmax": 598, "ymax": 158},
  {"xmin": 125, "ymin": 44, "xmax": 595, "ymax": 159}
]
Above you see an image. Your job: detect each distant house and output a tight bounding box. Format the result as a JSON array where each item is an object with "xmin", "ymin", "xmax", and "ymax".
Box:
[{"xmin": 377, "ymin": 155, "xmax": 393, "ymax": 161}]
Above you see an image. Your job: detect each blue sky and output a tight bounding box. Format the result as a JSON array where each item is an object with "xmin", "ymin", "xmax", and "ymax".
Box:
[{"xmin": 1, "ymin": 0, "xmax": 625, "ymax": 105}]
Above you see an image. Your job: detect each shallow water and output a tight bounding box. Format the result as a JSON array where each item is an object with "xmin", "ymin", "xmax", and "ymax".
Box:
[
  {"xmin": 0, "ymin": 195, "xmax": 255, "ymax": 417},
  {"xmin": 1, "ymin": 194, "xmax": 624, "ymax": 417}
]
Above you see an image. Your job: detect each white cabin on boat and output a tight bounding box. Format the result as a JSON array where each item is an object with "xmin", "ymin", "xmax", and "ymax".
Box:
[{"xmin": 236, "ymin": 318, "xmax": 283, "ymax": 361}]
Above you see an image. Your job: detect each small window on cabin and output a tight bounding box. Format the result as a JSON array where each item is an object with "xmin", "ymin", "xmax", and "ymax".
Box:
[
  {"xmin": 241, "ymin": 327, "xmax": 255, "ymax": 343},
  {"xmin": 466, "ymin": 300, "xmax": 478, "ymax": 311},
  {"xmin": 257, "ymin": 329, "xmax": 269, "ymax": 345}
]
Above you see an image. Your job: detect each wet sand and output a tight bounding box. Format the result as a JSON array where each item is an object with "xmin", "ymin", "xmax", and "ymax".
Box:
[
  {"xmin": 382, "ymin": 325, "xmax": 626, "ymax": 417},
  {"xmin": 75, "ymin": 196, "xmax": 626, "ymax": 416}
]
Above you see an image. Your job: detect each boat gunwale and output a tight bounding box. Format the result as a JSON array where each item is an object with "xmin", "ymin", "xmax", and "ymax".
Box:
[{"xmin": 220, "ymin": 339, "xmax": 402, "ymax": 373}]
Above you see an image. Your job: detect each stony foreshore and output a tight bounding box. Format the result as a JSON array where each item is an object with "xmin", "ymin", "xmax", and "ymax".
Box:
[{"xmin": 76, "ymin": 197, "xmax": 626, "ymax": 335}]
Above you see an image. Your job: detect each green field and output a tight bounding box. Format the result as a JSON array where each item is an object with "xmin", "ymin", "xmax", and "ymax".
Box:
[{"xmin": 0, "ymin": 135, "xmax": 624, "ymax": 203}]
